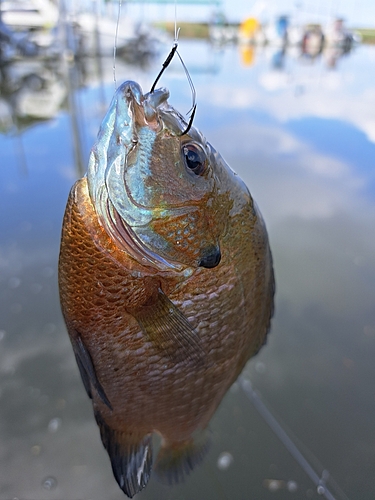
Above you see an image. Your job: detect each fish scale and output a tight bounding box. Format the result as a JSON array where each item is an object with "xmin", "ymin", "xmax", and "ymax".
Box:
[{"xmin": 59, "ymin": 80, "xmax": 274, "ymax": 498}]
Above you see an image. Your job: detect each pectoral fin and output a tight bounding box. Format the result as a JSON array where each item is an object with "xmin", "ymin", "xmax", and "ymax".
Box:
[
  {"xmin": 72, "ymin": 334, "xmax": 112, "ymax": 411},
  {"xmin": 132, "ymin": 288, "xmax": 205, "ymax": 364}
]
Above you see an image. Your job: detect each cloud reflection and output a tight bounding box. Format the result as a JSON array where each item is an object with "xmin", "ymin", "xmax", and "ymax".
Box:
[{"xmin": 198, "ymin": 45, "xmax": 375, "ymax": 144}]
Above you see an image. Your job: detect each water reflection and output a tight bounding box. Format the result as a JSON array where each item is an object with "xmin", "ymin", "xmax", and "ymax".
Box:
[
  {"xmin": 0, "ymin": 58, "xmax": 66, "ymax": 132},
  {"xmin": 1, "ymin": 32, "xmax": 375, "ymax": 500},
  {"xmin": 238, "ymin": 37, "xmax": 358, "ymax": 71}
]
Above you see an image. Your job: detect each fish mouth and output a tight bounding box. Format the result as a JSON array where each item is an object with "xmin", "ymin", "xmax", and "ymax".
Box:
[
  {"xmin": 115, "ymin": 81, "xmax": 190, "ymax": 137},
  {"xmin": 142, "ymin": 86, "xmax": 193, "ymax": 137}
]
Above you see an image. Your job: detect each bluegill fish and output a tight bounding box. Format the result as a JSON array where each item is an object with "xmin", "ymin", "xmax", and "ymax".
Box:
[{"xmin": 58, "ymin": 81, "xmax": 274, "ymax": 497}]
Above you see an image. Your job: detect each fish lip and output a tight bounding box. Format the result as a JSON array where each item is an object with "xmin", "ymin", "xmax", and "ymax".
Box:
[
  {"xmin": 118, "ymin": 80, "xmax": 143, "ymax": 106},
  {"xmin": 119, "ymin": 81, "xmax": 204, "ymax": 144},
  {"xmin": 120, "ymin": 83, "xmax": 170, "ymax": 134},
  {"xmin": 117, "ymin": 82, "xmax": 185, "ymax": 137}
]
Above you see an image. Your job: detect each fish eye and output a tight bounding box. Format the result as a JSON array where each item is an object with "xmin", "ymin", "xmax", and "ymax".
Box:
[{"xmin": 182, "ymin": 143, "xmax": 207, "ymax": 176}]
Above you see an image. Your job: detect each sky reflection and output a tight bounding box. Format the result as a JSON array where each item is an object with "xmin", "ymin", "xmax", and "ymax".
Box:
[
  {"xmin": 0, "ymin": 39, "xmax": 375, "ymax": 499},
  {"xmin": 168, "ymin": 40, "xmax": 375, "ymax": 499}
]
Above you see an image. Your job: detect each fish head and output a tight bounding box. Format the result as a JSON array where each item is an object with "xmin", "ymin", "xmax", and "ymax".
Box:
[{"xmin": 88, "ymin": 81, "xmax": 245, "ymax": 273}]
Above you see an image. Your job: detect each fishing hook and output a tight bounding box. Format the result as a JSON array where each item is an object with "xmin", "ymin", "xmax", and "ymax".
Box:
[
  {"xmin": 150, "ymin": 41, "xmax": 197, "ymax": 136},
  {"xmin": 180, "ymin": 103, "xmax": 197, "ymax": 136},
  {"xmin": 150, "ymin": 42, "xmax": 178, "ymax": 93}
]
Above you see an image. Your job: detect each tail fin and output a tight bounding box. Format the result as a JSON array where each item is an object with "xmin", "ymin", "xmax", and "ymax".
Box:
[
  {"xmin": 94, "ymin": 410, "xmax": 152, "ymax": 498},
  {"xmin": 154, "ymin": 430, "xmax": 210, "ymax": 485}
]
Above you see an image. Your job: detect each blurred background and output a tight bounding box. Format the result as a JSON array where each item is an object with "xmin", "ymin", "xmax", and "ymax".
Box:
[{"xmin": 1, "ymin": 1, "xmax": 375, "ymax": 499}]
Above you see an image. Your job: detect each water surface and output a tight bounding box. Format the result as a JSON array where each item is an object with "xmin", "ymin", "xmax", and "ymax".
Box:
[{"xmin": 1, "ymin": 38, "xmax": 375, "ymax": 500}]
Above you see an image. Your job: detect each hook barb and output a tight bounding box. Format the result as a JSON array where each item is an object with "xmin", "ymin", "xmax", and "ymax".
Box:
[{"xmin": 179, "ymin": 104, "xmax": 197, "ymax": 136}]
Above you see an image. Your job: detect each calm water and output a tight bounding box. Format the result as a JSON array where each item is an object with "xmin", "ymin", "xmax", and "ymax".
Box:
[{"xmin": 1, "ymin": 36, "xmax": 375, "ymax": 500}]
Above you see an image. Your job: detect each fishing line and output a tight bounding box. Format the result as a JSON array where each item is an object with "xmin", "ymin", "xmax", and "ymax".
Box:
[
  {"xmin": 172, "ymin": 20, "xmax": 197, "ymax": 116},
  {"xmin": 113, "ymin": 0, "xmax": 122, "ymax": 90},
  {"xmin": 239, "ymin": 377, "xmax": 349, "ymax": 500},
  {"xmin": 150, "ymin": 0, "xmax": 197, "ymax": 134},
  {"xmin": 149, "ymin": 43, "xmax": 197, "ymax": 134},
  {"xmin": 175, "ymin": 49, "xmax": 196, "ymax": 115},
  {"xmin": 174, "ymin": 0, "xmax": 178, "ymax": 42}
]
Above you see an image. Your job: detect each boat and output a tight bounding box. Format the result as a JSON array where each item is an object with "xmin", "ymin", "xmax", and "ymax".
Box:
[{"xmin": 1, "ymin": 0, "xmax": 58, "ymax": 29}]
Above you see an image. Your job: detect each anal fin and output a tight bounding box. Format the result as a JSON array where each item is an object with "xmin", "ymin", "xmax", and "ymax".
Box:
[
  {"xmin": 154, "ymin": 430, "xmax": 211, "ymax": 485},
  {"xmin": 95, "ymin": 410, "xmax": 153, "ymax": 498},
  {"xmin": 132, "ymin": 288, "xmax": 205, "ymax": 365}
]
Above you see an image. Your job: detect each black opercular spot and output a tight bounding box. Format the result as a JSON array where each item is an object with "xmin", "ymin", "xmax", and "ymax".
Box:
[{"xmin": 199, "ymin": 246, "xmax": 221, "ymax": 268}]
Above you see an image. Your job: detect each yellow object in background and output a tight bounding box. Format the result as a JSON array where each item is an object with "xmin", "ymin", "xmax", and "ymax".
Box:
[
  {"xmin": 241, "ymin": 45, "xmax": 255, "ymax": 66},
  {"xmin": 239, "ymin": 17, "xmax": 260, "ymax": 40}
]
